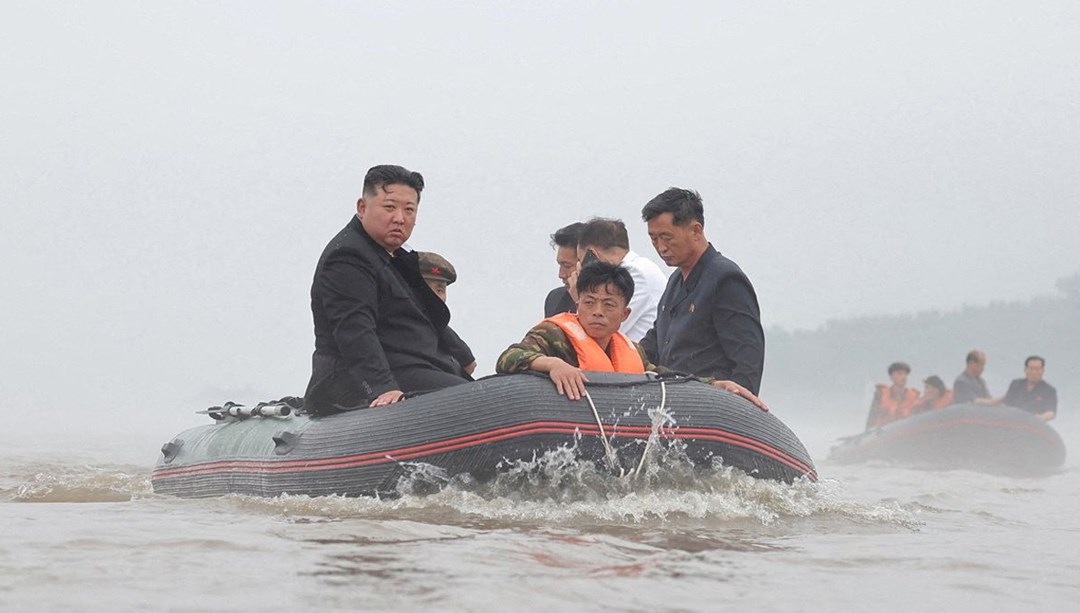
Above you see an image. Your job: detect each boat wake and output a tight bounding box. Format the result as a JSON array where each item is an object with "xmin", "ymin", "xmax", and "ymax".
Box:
[
  {"xmin": 4, "ymin": 462, "xmax": 152, "ymax": 503},
  {"xmin": 227, "ymin": 443, "xmax": 920, "ymax": 529},
  {"xmin": 2, "ymin": 443, "xmax": 919, "ymax": 530},
  {"xmin": 2, "ymin": 443, "xmax": 916, "ymax": 530}
]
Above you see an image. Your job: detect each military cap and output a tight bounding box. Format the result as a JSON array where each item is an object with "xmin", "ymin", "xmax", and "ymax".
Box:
[{"xmin": 417, "ymin": 251, "xmax": 457, "ymax": 284}]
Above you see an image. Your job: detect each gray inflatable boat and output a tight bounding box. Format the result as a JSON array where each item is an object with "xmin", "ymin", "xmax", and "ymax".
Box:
[{"xmin": 152, "ymin": 373, "xmax": 817, "ymax": 498}]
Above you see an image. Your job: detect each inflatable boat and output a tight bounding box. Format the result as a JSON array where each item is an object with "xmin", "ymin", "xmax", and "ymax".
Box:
[
  {"xmin": 828, "ymin": 403, "xmax": 1066, "ymax": 476},
  {"xmin": 152, "ymin": 373, "xmax": 817, "ymax": 498}
]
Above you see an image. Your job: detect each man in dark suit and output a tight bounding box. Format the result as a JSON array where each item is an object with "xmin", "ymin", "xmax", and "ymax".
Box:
[
  {"xmin": 952, "ymin": 349, "xmax": 995, "ymax": 405},
  {"xmin": 1003, "ymin": 355, "xmax": 1057, "ymax": 421},
  {"xmin": 543, "ymin": 222, "xmax": 584, "ymax": 317},
  {"xmin": 305, "ymin": 165, "xmax": 469, "ymax": 414},
  {"xmin": 638, "ymin": 188, "xmax": 765, "ymax": 395}
]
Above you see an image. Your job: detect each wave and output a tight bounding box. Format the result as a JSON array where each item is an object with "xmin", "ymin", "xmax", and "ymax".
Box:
[
  {"xmin": 1, "ymin": 444, "xmax": 918, "ymax": 531},
  {"xmin": 230, "ymin": 444, "xmax": 921, "ymax": 529},
  {"xmin": 2, "ymin": 462, "xmax": 152, "ymax": 503}
]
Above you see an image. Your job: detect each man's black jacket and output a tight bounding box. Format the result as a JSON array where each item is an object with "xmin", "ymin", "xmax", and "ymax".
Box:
[
  {"xmin": 1003, "ymin": 378, "xmax": 1057, "ymax": 416},
  {"xmin": 305, "ymin": 216, "xmax": 464, "ymax": 411},
  {"xmin": 640, "ymin": 244, "xmax": 764, "ymax": 395},
  {"xmin": 543, "ymin": 286, "xmax": 576, "ymax": 318}
]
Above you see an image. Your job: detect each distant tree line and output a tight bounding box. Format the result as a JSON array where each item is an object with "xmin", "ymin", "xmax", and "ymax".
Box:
[{"xmin": 765, "ymin": 271, "xmax": 1079, "ymax": 412}]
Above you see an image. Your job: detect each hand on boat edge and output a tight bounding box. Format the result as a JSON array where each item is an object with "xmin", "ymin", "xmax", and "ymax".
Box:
[
  {"xmin": 370, "ymin": 390, "xmax": 405, "ymax": 408},
  {"xmin": 544, "ymin": 359, "xmax": 589, "ymax": 400},
  {"xmin": 711, "ymin": 380, "xmax": 768, "ymax": 412}
]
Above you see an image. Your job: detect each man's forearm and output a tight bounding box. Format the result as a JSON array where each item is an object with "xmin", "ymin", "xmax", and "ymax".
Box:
[{"xmin": 496, "ymin": 345, "xmax": 543, "ymax": 374}]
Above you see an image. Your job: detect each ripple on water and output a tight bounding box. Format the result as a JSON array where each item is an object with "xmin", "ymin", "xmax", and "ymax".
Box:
[{"xmin": 3, "ymin": 463, "xmax": 152, "ymax": 503}]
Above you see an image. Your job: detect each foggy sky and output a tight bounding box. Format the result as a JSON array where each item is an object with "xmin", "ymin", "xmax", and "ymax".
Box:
[{"xmin": 2, "ymin": 1, "xmax": 1078, "ymax": 425}]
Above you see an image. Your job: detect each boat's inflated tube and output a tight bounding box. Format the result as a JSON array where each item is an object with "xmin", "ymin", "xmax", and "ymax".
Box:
[{"xmin": 152, "ymin": 372, "xmax": 816, "ymax": 498}]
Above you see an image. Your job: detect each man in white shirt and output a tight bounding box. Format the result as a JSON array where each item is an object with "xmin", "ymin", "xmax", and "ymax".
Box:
[{"xmin": 573, "ymin": 217, "xmax": 668, "ymax": 342}]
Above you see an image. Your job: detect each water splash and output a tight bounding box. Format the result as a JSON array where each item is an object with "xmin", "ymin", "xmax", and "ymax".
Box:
[
  {"xmin": 5, "ymin": 464, "xmax": 152, "ymax": 503},
  {"xmin": 0, "ymin": 403, "xmax": 918, "ymax": 531},
  {"xmin": 230, "ymin": 443, "xmax": 919, "ymax": 529}
]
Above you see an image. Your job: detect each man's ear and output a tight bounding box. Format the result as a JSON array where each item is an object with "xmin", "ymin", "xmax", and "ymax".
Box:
[
  {"xmin": 621, "ymin": 307, "xmax": 631, "ymax": 323},
  {"xmin": 356, "ymin": 198, "xmax": 366, "ymax": 217}
]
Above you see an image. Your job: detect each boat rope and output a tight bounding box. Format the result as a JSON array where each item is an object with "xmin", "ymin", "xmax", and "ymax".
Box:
[
  {"xmin": 583, "ymin": 389, "xmax": 625, "ymax": 477},
  {"xmin": 630, "ymin": 380, "xmax": 667, "ymax": 480},
  {"xmin": 583, "ymin": 380, "xmax": 669, "ymax": 480}
]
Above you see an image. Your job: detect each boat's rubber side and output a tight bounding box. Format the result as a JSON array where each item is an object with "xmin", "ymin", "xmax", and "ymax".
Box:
[
  {"xmin": 152, "ymin": 373, "xmax": 816, "ymax": 498},
  {"xmin": 828, "ymin": 403, "xmax": 1066, "ymax": 476}
]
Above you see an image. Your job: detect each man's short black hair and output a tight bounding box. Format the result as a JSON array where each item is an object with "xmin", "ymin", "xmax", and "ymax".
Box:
[
  {"xmin": 888, "ymin": 361, "xmax": 911, "ymax": 375},
  {"xmin": 578, "ymin": 218, "xmax": 630, "ymax": 251},
  {"xmin": 966, "ymin": 350, "xmax": 984, "ymax": 364},
  {"xmin": 641, "ymin": 187, "xmax": 705, "ymax": 226},
  {"xmin": 576, "ymin": 261, "xmax": 635, "ymax": 305},
  {"xmin": 550, "ymin": 222, "xmax": 585, "ymax": 249},
  {"xmin": 1025, "ymin": 355, "xmax": 1045, "ymax": 368},
  {"xmin": 362, "ymin": 165, "xmax": 425, "ymax": 201},
  {"xmin": 924, "ymin": 375, "xmax": 947, "ymax": 393}
]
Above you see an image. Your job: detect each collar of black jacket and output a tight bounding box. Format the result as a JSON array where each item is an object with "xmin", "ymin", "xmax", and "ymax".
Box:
[
  {"xmin": 679, "ymin": 243, "xmax": 720, "ymax": 291},
  {"xmin": 348, "ymin": 216, "xmax": 451, "ymax": 331}
]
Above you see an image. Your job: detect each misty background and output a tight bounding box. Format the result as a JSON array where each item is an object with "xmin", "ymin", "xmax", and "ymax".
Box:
[{"xmin": 2, "ymin": 2, "xmax": 1078, "ymax": 458}]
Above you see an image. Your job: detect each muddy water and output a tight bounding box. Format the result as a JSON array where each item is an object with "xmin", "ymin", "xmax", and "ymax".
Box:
[{"xmin": 1, "ymin": 415, "xmax": 1075, "ymax": 612}]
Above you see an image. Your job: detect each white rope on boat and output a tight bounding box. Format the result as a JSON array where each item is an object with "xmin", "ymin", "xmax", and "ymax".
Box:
[
  {"xmin": 583, "ymin": 389, "xmax": 625, "ymax": 477},
  {"xmin": 584, "ymin": 380, "xmax": 669, "ymax": 480},
  {"xmin": 630, "ymin": 380, "xmax": 666, "ymax": 480}
]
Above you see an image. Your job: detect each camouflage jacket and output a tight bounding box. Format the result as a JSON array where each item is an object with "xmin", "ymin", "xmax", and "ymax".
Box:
[{"xmin": 496, "ymin": 321, "xmax": 713, "ymax": 383}]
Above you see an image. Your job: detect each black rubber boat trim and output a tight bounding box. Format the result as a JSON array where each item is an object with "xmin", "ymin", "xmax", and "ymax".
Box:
[{"xmin": 152, "ymin": 419, "xmax": 817, "ymax": 480}]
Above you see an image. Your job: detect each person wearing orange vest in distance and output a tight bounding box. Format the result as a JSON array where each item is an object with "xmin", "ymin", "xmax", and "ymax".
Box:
[
  {"xmin": 865, "ymin": 361, "xmax": 921, "ymax": 429},
  {"xmin": 911, "ymin": 375, "xmax": 954, "ymax": 414},
  {"xmin": 496, "ymin": 261, "xmax": 767, "ymax": 411}
]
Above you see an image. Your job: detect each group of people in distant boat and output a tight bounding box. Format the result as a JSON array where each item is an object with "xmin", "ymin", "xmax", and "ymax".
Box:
[
  {"xmin": 303, "ymin": 164, "xmax": 768, "ymax": 416},
  {"xmin": 865, "ymin": 350, "xmax": 1058, "ymax": 429}
]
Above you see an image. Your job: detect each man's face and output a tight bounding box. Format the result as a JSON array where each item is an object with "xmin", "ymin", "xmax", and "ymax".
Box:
[
  {"xmin": 425, "ymin": 279, "xmax": 448, "ymax": 302},
  {"xmin": 923, "ymin": 384, "xmax": 941, "ymax": 401},
  {"xmin": 970, "ymin": 354, "xmax": 986, "ymax": 377},
  {"xmin": 575, "ymin": 283, "xmax": 630, "ymax": 341},
  {"xmin": 890, "ymin": 370, "xmax": 909, "ymax": 388},
  {"xmin": 1025, "ymin": 359, "xmax": 1045, "ymax": 384},
  {"xmin": 357, "ymin": 184, "xmax": 418, "ymax": 251},
  {"xmin": 556, "ymin": 246, "xmax": 577, "ymax": 288},
  {"xmin": 646, "ymin": 213, "xmax": 701, "ymax": 268}
]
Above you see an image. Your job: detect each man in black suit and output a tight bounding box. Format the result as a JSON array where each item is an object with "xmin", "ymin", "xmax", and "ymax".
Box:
[
  {"xmin": 638, "ymin": 188, "xmax": 765, "ymax": 396},
  {"xmin": 543, "ymin": 222, "xmax": 584, "ymax": 317},
  {"xmin": 305, "ymin": 165, "xmax": 469, "ymax": 414},
  {"xmin": 1003, "ymin": 355, "xmax": 1057, "ymax": 421}
]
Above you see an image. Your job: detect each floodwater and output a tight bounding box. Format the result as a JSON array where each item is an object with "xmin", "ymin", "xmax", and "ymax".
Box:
[{"xmin": 1, "ymin": 411, "xmax": 1076, "ymax": 612}]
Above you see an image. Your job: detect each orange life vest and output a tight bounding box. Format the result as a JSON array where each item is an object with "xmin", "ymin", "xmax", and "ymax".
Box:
[
  {"xmin": 544, "ymin": 312, "xmax": 645, "ymax": 374},
  {"xmin": 931, "ymin": 390, "xmax": 953, "ymax": 409},
  {"xmin": 911, "ymin": 389, "xmax": 953, "ymax": 415},
  {"xmin": 872, "ymin": 384, "xmax": 920, "ymax": 427}
]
